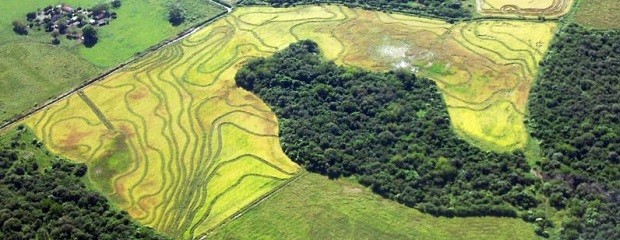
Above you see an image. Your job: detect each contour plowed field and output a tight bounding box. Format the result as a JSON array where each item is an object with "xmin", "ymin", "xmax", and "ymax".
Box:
[
  {"xmin": 477, "ymin": 0, "xmax": 574, "ymax": 18},
  {"xmin": 23, "ymin": 5, "xmax": 555, "ymax": 238}
]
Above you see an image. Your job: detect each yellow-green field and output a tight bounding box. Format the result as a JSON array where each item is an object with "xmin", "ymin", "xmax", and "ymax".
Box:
[
  {"xmin": 477, "ymin": 0, "xmax": 574, "ymax": 18},
  {"xmin": 22, "ymin": 5, "xmax": 555, "ymax": 238}
]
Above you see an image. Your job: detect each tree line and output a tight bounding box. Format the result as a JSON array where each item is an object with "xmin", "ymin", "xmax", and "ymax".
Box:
[
  {"xmin": 0, "ymin": 126, "xmax": 167, "ymax": 239},
  {"xmin": 236, "ymin": 40, "xmax": 538, "ymax": 219},
  {"xmin": 528, "ymin": 23, "xmax": 619, "ymax": 240},
  {"xmin": 241, "ymin": 0, "xmax": 471, "ymax": 20}
]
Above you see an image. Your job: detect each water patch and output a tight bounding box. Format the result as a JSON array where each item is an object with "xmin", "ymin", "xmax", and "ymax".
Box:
[{"xmin": 372, "ymin": 37, "xmax": 436, "ymax": 73}]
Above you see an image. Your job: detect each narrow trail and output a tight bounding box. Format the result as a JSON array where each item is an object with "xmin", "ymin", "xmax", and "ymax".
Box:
[
  {"xmin": 0, "ymin": 0, "xmax": 234, "ymax": 132},
  {"xmin": 77, "ymin": 91, "xmax": 115, "ymax": 131}
]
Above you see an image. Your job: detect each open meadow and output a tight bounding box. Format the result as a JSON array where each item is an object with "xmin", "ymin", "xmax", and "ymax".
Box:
[
  {"xmin": 20, "ymin": 5, "xmax": 556, "ymax": 238},
  {"xmin": 477, "ymin": 0, "xmax": 574, "ymax": 18},
  {"xmin": 574, "ymin": 0, "xmax": 620, "ymax": 29},
  {"xmin": 0, "ymin": 0, "xmax": 224, "ymax": 122},
  {"xmin": 207, "ymin": 171, "xmax": 537, "ymax": 240}
]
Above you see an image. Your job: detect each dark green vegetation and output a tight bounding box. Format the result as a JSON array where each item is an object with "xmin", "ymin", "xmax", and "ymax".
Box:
[
  {"xmin": 0, "ymin": 127, "xmax": 167, "ymax": 239},
  {"xmin": 237, "ymin": 40, "xmax": 538, "ymax": 218},
  {"xmin": 242, "ymin": 0, "xmax": 472, "ymax": 19},
  {"xmin": 208, "ymin": 171, "xmax": 537, "ymax": 240},
  {"xmin": 167, "ymin": 4, "xmax": 186, "ymax": 25},
  {"xmin": 529, "ymin": 24, "xmax": 620, "ymax": 240}
]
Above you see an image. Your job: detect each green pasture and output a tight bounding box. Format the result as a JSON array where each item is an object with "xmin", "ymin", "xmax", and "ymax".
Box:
[
  {"xmin": 208, "ymin": 171, "xmax": 538, "ymax": 240},
  {"xmin": 0, "ymin": 0, "xmax": 224, "ymax": 122}
]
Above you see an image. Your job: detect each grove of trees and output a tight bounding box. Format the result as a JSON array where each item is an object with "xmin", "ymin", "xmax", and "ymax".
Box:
[
  {"xmin": 0, "ymin": 127, "xmax": 167, "ymax": 239},
  {"xmin": 237, "ymin": 40, "xmax": 538, "ymax": 218},
  {"xmin": 528, "ymin": 24, "xmax": 619, "ymax": 240},
  {"xmin": 11, "ymin": 20, "xmax": 28, "ymax": 35}
]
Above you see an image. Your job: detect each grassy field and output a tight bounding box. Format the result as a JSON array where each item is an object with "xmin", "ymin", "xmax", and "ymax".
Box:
[
  {"xmin": 477, "ymin": 0, "xmax": 574, "ymax": 18},
  {"xmin": 207, "ymin": 171, "xmax": 537, "ymax": 240},
  {"xmin": 574, "ymin": 0, "xmax": 620, "ymax": 29},
  {"xmin": 0, "ymin": 0, "xmax": 224, "ymax": 122},
  {"xmin": 19, "ymin": 5, "xmax": 555, "ymax": 238}
]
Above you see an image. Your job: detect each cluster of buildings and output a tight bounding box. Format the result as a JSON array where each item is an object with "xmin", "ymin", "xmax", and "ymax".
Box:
[{"xmin": 25, "ymin": 4, "xmax": 116, "ymax": 40}]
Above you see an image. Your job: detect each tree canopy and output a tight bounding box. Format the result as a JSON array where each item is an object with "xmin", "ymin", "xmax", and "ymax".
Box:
[
  {"xmin": 0, "ymin": 127, "xmax": 168, "ymax": 239},
  {"xmin": 236, "ymin": 40, "xmax": 537, "ymax": 218},
  {"xmin": 528, "ymin": 24, "xmax": 620, "ymax": 240}
]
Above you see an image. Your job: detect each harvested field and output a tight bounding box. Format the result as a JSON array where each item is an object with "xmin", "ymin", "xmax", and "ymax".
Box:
[
  {"xmin": 477, "ymin": 0, "xmax": 574, "ymax": 18},
  {"xmin": 575, "ymin": 0, "xmax": 620, "ymax": 29},
  {"xmin": 23, "ymin": 5, "xmax": 555, "ymax": 238}
]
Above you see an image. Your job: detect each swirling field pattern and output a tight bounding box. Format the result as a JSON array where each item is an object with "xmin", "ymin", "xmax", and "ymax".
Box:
[
  {"xmin": 24, "ymin": 5, "xmax": 556, "ymax": 238},
  {"xmin": 477, "ymin": 0, "xmax": 574, "ymax": 18}
]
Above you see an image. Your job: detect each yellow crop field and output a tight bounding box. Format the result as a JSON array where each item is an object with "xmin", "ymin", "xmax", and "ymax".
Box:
[
  {"xmin": 477, "ymin": 0, "xmax": 574, "ymax": 18},
  {"xmin": 22, "ymin": 5, "xmax": 555, "ymax": 238}
]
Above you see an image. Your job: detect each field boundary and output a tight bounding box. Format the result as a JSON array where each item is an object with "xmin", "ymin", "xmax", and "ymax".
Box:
[
  {"xmin": 0, "ymin": 0, "xmax": 232, "ymax": 133},
  {"xmin": 77, "ymin": 91, "xmax": 115, "ymax": 131},
  {"xmin": 199, "ymin": 170, "xmax": 307, "ymax": 239}
]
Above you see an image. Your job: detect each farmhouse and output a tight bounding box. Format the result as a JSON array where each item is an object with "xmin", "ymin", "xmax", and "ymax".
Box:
[{"xmin": 23, "ymin": 3, "xmax": 118, "ymax": 44}]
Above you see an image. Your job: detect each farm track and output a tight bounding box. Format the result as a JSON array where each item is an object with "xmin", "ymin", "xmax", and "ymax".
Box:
[{"xmin": 13, "ymin": 4, "xmax": 556, "ymax": 238}]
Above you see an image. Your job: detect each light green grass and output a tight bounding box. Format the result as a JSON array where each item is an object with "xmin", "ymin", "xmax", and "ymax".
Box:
[
  {"xmin": 0, "ymin": 0, "xmax": 224, "ymax": 122},
  {"xmin": 81, "ymin": 0, "xmax": 224, "ymax": 67},
  {"xmin": 0, "ymin": 42, "xmax": 100, "ymax": 123},
  {"xmin": 208, "ymin": 171, "xmax": 538, "ymax": 240}
]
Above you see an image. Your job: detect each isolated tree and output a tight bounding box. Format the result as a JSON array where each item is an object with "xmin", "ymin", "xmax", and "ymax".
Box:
[
  {"xmin": 111, "ymin": 0, "xmax": 122, "ymax": 8},
  {"xmin": 167, "ymin": 4, "xmax": 184, "ymax": 26},
  {"xmin": 91, "ymin": 3, "xmax": 109, "ymax": 15},
  {"xmin": 26, "ymin": 12, "xmax": 37, "ymax": 21},
  {"xmin": 12, "ymin": 20, "xmax": 28, "ymax": 35},
  {"xmin": 82, "ymin": 25, "xmax": 98, "ymax": 47},
  {"xmin": 57, "ymin": 19, "xmax": 68, "ymax": 34},
  {"xmin": 51, "ymin": 31, "xmax": 60, "ymax": 45}
]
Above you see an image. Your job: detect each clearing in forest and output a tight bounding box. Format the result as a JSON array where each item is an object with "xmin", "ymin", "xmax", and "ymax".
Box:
[
  {"xmin": 22, "ymin": 5, "xmax": 555, "ymax": 238},
  {"xmin": 477, "ymin": 0, "xmax": 574, "ymax": 18}
]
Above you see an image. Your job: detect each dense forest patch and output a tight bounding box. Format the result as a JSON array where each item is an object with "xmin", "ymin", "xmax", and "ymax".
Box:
[
  {"xmin": 529, "ymin": 24, "xmax": 620, "ymax": 239},
  {"xmin": 0, "ymin": 126, "xmax": 166, "ymax": 239},
  {"xmin": 241, "ymin": 0, "xmax": 472, "ymax": 19},
  {"xmin": 236, "ymin": 40, "xmax": 539, "ymax": 218}
]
